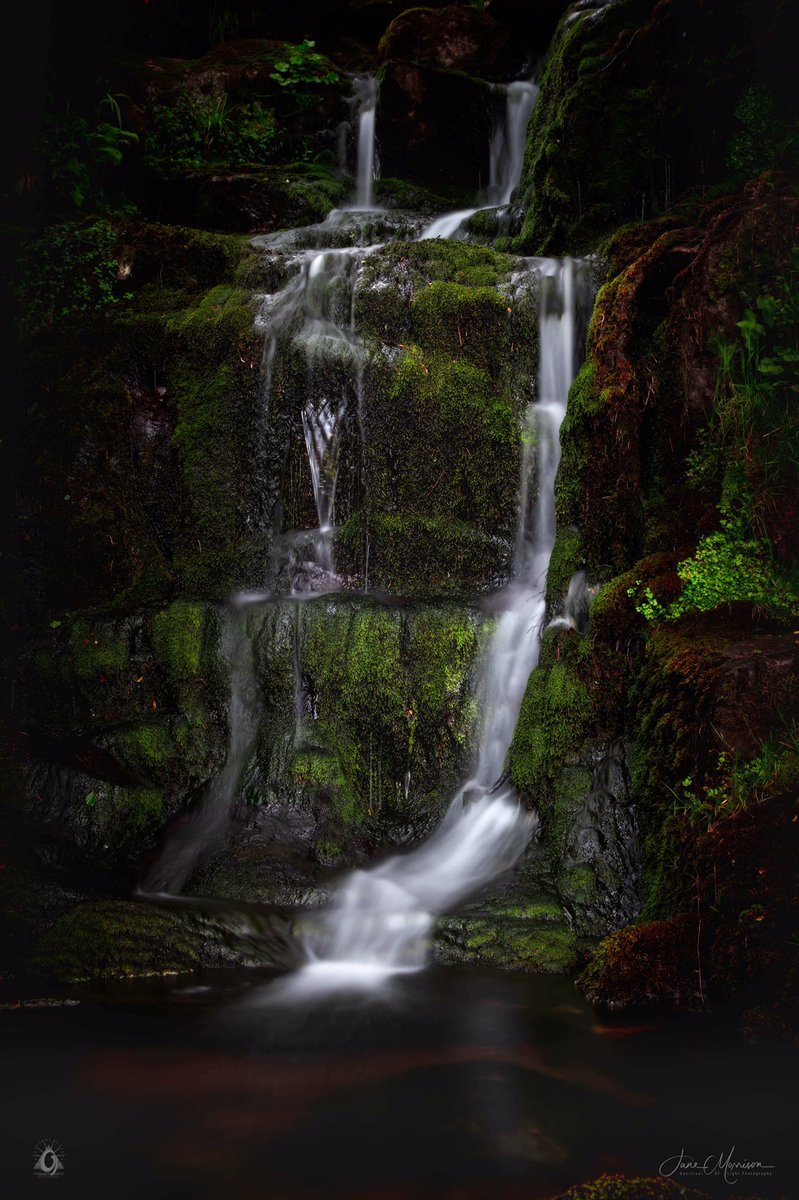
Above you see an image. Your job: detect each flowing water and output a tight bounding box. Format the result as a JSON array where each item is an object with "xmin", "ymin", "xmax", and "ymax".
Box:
[
  {"xmin": 141, "ymin": 73, "xmax": 591, "ymax": 992},
  {"xmin": 140, "ymin": 611, "xmax": 262, "ymax": 895},
  {"xmin": 275, "ymin": 257, "xmax": 593, "ymax": 997},
  {"xmin": 420, "ymin": 73, "xmax": 538, "ymax": 241},
  {"xmin": 487, "ymin": 80, "xmax": 540, "ymax": 206},
  {"xmin": 349, "ymin": 74, "xmax": 379, "ymax": 210}
]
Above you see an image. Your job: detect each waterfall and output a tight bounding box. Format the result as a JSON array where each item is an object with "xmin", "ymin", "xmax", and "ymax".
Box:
[
  {"xmin": 256, "ymin": 245, "xmax": 371, "ymax": 592},
  {"xmin": 139, "ymin": 612, "xmax": 261, "ymax": 895},
  {"xmin": 301, "ymin": 395, "xmax": 344, "ymax": 577},
  {"xmin": 487, "ymin": 80, "xmax": 539, "ymax": 206},
  {"xmin": 350, "ymin": 74, "xmax": 379, "ymax": 211},
  {"xmin": 271, "ymin": 257, "xmax": 590, "ymax": 998},
  {"xmin": 419, "ymin": 76, "xmax": 538, "ymax": 240}
]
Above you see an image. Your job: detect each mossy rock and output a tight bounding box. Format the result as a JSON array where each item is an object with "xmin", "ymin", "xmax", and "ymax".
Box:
[
  {"xmin": 578, "ymin": 913, "xmax": 703, "ymax": 1014},
  {"xmin": 377, "ymin": 6, "xmax": 515, "ymax": 79},
  {"xmin": 513, "ymin": 0, "xmax": 792, "ymax": 254},
  {"xmin": 435, "ymin": 911, "xmax": 584, "ymax": 974},
  {"xmin": 27, "ymin": 900, "xmax": 235, "ymax": 983},
  {"xmin": 553, "ymin": 1175, "xmax": 712, "ymax": 1200},
  {"xmin": 545, "ymin": 525, "xmax": 585, "ymax": 620},
  {"xmin": 250, "ymin": 595, "xmax": 486, "ymax": 860},
  {"xmin": 337, "ymin": 514, "xmax": 512, "ymax": 596}
]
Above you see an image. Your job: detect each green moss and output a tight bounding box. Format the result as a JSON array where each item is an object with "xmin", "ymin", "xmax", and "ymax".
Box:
[
  {"xmin": 29, "ymin": 900, "xmax": 211, "ymax": 983},
  {"xmin": 512, "ymin": 0, "xmax": 750, "ymax": 255},
  {"xmin": 556, "ymin": 359, "xmax": 607, "ymax": 554},
  {"xmin": 151, "ymin": 601, "xmax": 207, "ymax": 687},
  {"xmin": 545, "ymin": 525, "xmax": 585, "ymax": 615},
  {"xmin": 86, "ymin": 785, "xmax": 165, "ymax": 868},
  {"xmin": 510, "ymin": 660, "xmax": 594, "ymax": 798},
  {"xmin": 68, "ymin": 621, "xmax": 128, "ymax": 680},
  {"xmin": 337, "ymin": 513, "xmax": 511, "ymax": 596},
  {"xmin": 412, "ymin": 281, "xmax": 512, "ymax": 374},
  {"xmin": 454, "ymin": 917, "xmax": 580, "ymax": 973},
  {"xmin": 115, "ymin": 723, "xmax": 175, "ymax": 774},
  {"xmin": 257, "ymin": 598, "xmax": 484, "ymax": 842}
]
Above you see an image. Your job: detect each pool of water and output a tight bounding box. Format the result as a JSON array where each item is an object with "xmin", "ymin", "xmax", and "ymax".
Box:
[{"xmin": 0, "ymin": 968, "xmax": 794, "ymax": 1199}]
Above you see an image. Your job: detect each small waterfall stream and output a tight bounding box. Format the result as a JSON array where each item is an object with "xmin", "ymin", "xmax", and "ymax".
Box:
[
  {"xmin": 487, "ymin": 80, "xmax": 540, "ymax": 206},
  {"xmin": 140, "ymin": 611, "xmax": 262, "ymax": 895},
  {"xmin": 141, "ymin": 74, "xmax": 591, "ymax": 986},
  {"xmin": 420, "ymin": 73, "xmax": 539, "ymax": 241},
  {"xmin": 275, "ymin": 257, "xmax": 591, "ymax": 996},
  {"xmin": 349, "ymin": 74, "xmax": 379, "ymax": 210}
]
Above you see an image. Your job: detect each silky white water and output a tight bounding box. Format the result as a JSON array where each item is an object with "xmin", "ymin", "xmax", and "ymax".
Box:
[
  {"xmin": 487, "ymin": 80, "xmax": 540, "ymax": 206},
  {"xmin": 275, "ymin": 256, "xmax": 589, "ymax": 997},
  {"xmin": 419, "ymin": 75, "xmax": 538, "ymax": 240},
  {"xmin": 350, "ymin": 74, "xmax": 379, "ymax": 210}
]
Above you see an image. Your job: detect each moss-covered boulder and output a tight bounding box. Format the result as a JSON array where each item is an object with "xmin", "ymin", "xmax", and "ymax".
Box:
[
  {"xmin": 267, "ymin": 239, "xmax": 536, "ymax": 596},
  {"xmin": 557, "ymin": 180, "xmax": 799, "ymax": 576},
  {"xmin": 10, "ymin": 604, "xmax": 231, "ymax": 878},
  {"xmin": 10, "ymin": 220, "xmax": 269, "ymax": 617},
  {"xmin": 377, "ymin": 6, "xmax": 517, "ymax": 79},
  {"xmin": 553, "ymin": 1175, "xmax": 712, "ymax": 1200},
  {"xmin": 514, "ymin": 0, "xmax": 798, "ymax": 254},
  {"xmin": 26, "ymin": 898, "xmax": 287, "ymax": 983}
]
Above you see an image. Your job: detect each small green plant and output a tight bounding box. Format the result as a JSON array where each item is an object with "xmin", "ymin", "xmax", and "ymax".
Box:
[
  {"xmin": 14, "ymin": 220, "xmax": 124, "ymax": 330},
  {"xmin": 269, "ymin": 41, "xmax": 340, "ymax": 89},
  {"xmin": 672, "ymin": 734, "xmax": 798, "ymax": 831},
  {"xmin": 727, "ymin": 83, "xmax": 799, "ymax": 178},
  {"xmin": 672, "ymin": 753, "xmax": 743, "ymax": 830},
  {"xmin": 645, "ymin": 256, "xmax": 799, "ymax": 624},
  {"xmin": 143, "ymin": 98, "xmax": 282, "ymax": 173},
  {"xmin": 41, "ymin": 96, "xmax": 138, "ymax": 209},
  {"xmin": 626, "ymin": 580, "xmax": 666, "ymax": 621}
]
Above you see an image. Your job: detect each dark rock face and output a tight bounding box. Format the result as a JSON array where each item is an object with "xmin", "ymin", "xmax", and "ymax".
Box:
[
  {"xmin": 514, "ymin": 0, "xmax": 799, "ymax": 254},
  {"xmin": 377, "ymin": 6, "xmax": 517, "ymax": 78},
  {"xmin": 378, "ymin": 63, "xmax": 493, "ymax": 196}
]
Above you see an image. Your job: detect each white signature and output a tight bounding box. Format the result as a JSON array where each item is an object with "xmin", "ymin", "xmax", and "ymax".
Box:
[{"xmin": 660, "ymin": 1147, "xmax": 774, "ymax": 1185}]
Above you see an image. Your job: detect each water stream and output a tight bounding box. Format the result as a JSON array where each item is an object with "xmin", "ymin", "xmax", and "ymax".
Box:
[
  {"xmin": 421, "ymin": 73, "xmax": 538, "ymax": 241},
  {"xmin": 276, "ymin": 257, "xmax": 591, "ymax": 997},
  {"xmin": 140, "ymin": 610, "xmax": 262, "ymax": 895},
  {"xmin": 142, "ymin": 75, "xmax": 589, "ymax": 993}
]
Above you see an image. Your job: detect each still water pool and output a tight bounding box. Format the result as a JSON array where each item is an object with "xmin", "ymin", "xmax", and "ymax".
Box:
[{"xmin": 0, "ymin": 968, "xmax": 794, "ymax": 1199}]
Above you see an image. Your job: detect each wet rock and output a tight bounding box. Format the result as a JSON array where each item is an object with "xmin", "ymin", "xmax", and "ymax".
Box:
[
  {"xmin": 378, "ymin": 6, "xmax": 517, "ymax": 79},
  {"xmin": 514, "ymin": 0, "xmax": 798, "ymax": 254},
  {"xmin": 27, "ymin": 898, "xmax": 287, "ymax": 983},
  {"xmin": 378, "ymin": 63, "xmax": 493, "ymax": 196}
]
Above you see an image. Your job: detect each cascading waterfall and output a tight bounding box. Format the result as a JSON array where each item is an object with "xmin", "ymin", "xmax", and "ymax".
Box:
[
  {"xmin": 349, "ymin": 74, "xmax": 379, "ymax": 211},
  {"xmin": 272, "ymin": 256, "xmax": 590, "ymax": 998},
  {"xmin": 145, "ymin": 72, "xmax": 592, "ymax": 982},
  {"xmin": 140, "ymin": 612, "xmax": 261, "ymax": 895},
  {"xmin": 256, "ymin": 245, "xmax": 371, "ymax": 591},
  {"xmin": 487, "ymin": 80, "xmax": 540, "ymax": 207},
  {"xmin": 420, "ymin": 74, "xmax": 538, "ymax": 241}
]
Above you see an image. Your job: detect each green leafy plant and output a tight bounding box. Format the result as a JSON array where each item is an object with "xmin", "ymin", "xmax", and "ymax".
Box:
[
  {"xmin": 269, "ymin": 40, "xmax": 340, "ymax": 89},
  {"xmin": 143, "ymin": 97, "xmax": 282, "ymax": 173},
  {"xmin": 14, "ymin": 220, "xmax": 124, "ymax": 330},
  {"xmin": 41, "ymin": 96, "xmax": 138, "ymax": 209},
  {"xmin": 727, "ymin": 83, "xmax": 799, "ymax": 178},
  {"xmin": 672, "ymin": 732, "xmax": 799, "ymax": 831},
  {"xmin": 636, "ymin": 256, "xmax": 799, "ymax": 623}
]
